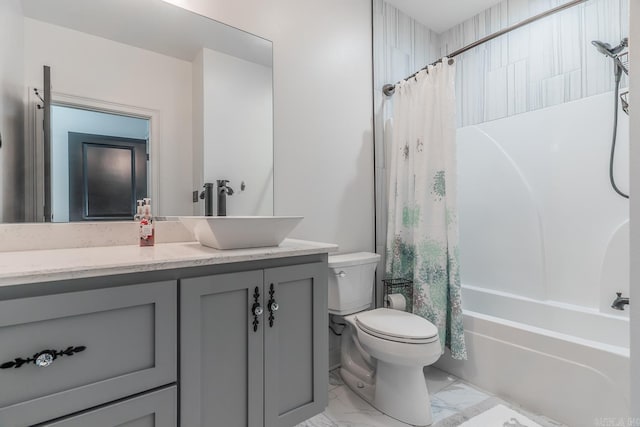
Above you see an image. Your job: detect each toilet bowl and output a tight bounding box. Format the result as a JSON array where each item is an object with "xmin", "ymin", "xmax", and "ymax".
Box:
[{"xmin": 328, "ymin": 253, "xmax": 442, "ymax": 426}]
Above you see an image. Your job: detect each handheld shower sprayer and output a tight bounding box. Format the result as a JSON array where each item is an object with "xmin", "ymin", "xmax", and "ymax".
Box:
[
  {"xmin": 592, "ymin": 38, "xmax": 629, "ymax": 82},
  {"xmin": 591, "ymin": 37, "xmax": 629, "ymax": 199},
  {"xmin": 591, "ymin": 38, "xmax": 628, "ymax": 58}
]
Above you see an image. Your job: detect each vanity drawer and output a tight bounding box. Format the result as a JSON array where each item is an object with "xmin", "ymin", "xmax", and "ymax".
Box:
[
  {"xmin": 42, "ymin": 386, "xmax": 177, "ymax": 427},
  {"xmin": 0, "ymin": 281, "xmax": 177, "ymax": 427}
]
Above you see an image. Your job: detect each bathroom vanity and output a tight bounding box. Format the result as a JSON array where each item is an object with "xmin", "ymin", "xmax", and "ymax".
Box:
[{"xmin": 0, "ymin": 239, "xmax": 334, "ymax": 427}]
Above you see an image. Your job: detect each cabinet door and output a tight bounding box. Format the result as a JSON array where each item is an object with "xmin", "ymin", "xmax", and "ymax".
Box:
[
  {"xmin": 181, "ymin": 271, "xmax": 264, "ymax": 427},
  {"xmin": 264, "ymin": 262, "xmax": 328, "ymax": 427},
  {"xmin": 42, "ymin": 386, "xmax": 176, "ymax": 427}
]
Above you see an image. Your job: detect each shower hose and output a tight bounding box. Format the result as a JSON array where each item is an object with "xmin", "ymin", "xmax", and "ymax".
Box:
[{"xmin": 610, "ymin": 75, "xmax": 629, "ymax": 199}]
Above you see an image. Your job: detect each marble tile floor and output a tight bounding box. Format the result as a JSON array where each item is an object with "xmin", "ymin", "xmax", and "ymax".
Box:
[{"xmin": 297, "ymin": 367, "xmax": 565, "ymax": 427}]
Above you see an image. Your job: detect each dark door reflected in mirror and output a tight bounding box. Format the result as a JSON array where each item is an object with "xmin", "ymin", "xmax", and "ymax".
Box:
[
  {"xmin": 52, "ymin": 106, "xmax": 149, "ymax": 222},
  {"xmin": 68, "ymin": 133, "xmax": 147, "ymax": 221}
]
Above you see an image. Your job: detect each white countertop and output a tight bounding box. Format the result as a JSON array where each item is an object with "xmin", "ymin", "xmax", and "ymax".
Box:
[{"xmin": 0, "ymin": 239, "xmax": 338, "ymax": 286}]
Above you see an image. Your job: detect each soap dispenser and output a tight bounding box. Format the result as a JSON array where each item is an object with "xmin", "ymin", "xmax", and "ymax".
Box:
[
  {"xmin": 139, "ymin": 198, "xmax": 155, "ymax": 247},
  {"xmin": 134, "ymin": 200, "xmax": 144, "ymax": 221}
]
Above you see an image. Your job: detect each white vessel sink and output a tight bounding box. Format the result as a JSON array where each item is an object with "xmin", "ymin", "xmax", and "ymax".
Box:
[{"xmin": 178, "ymin": 216, "xmax": 303, "ymax": 250}]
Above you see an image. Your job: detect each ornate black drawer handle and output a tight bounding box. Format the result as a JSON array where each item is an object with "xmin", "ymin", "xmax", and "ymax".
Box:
[
  {"xmin": 252, "ymin": 286, "xmax": 262, "ymax": 332},
  {"xmin": 0, "ymin": 346, "xmax": 87, "ymax": 370},
  {"xmin": 268, "ymin": 283, "xmax": 279, "ymax": 328}
]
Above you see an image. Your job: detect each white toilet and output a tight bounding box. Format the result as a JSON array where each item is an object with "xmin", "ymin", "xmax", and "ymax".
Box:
[{"xmin": 328, "ymin": 252, "xmax": 441, "ymax": 426}]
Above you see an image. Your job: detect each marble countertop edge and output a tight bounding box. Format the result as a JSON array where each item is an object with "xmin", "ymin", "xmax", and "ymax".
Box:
[{"xmin": 0, "ymin": 239, "xmax": 339, "ymax": 286}]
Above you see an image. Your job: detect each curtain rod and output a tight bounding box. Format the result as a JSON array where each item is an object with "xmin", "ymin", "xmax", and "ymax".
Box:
[{"xmin": 382, "ymin": 0, "xmax": 588, "ymax": 96}]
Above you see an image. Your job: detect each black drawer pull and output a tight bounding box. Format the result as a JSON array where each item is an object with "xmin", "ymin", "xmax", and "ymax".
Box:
[
  {"xmin": 252, "ymin": 287, "xmax": 261, "ymax": 332},
  {"xmin": 1, "ymin": 346, "xmax": 87, "ymax": 370},
  {"xmin": 268, "ymin": 283, "xmax": 278, "ymax": 327}
]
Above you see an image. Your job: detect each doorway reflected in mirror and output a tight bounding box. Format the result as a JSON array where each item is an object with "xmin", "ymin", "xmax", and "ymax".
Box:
[{"xmin": 51, "ymin": 106, "xmax": 149, "ymax": 222}]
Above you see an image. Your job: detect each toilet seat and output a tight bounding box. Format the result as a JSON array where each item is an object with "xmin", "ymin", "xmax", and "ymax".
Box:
[{"xmin": 355, "ymin": 308, "xmax": 439, "ymax": 344}]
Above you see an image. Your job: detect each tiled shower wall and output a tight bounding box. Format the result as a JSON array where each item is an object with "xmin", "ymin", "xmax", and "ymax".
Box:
[
  {"xmin": 373, "ymin": 0, "xmax": 629, "ymax": 304},
  {"xmin": 441, "ymin": 0, "xmax": 629, "ymax": 126},
  {"xmin": 374, "ymin": 0, "xmax": 629, "ymax": 127}
]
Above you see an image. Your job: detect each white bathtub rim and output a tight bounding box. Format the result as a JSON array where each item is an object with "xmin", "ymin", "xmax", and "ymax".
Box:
[
  {"xmin": 463, "ymin": 283, "xmax": 628, "ymax": 321},
  {"xmin": 462, "ymin": 283, "xmax": 629, "ymax": 347},
  {"xmin": 463, "ymin": 309, "xmax": 629, "ymax": 357}
]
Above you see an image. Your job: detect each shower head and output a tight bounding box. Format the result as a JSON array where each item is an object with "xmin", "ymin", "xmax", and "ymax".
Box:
[
  {"xmin": 592, "ymin": 40, "xmax": 616, "ymax": 57},
  {"xmin": 591, "ymin": 38, "xmax": 628, "ymax": 58},
  {"xmin": 593, "ymin": 38, "xmax": 629, "ymax": 83}
]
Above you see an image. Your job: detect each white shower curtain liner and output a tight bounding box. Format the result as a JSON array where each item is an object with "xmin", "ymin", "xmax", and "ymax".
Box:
[{"xmin": 385, "ymin": 59, "xmax": 467, "ymax": 360}]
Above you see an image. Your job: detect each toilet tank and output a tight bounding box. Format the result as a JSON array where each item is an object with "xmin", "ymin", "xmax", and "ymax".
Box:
[{"xmin": 328, "ymin": 252, "xmax": 381, "ymax": 315}]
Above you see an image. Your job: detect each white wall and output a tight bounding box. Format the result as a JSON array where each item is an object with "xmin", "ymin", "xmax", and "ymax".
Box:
[
  {"xmin": 0, "ymin": 0, "xmax": 25, "ymax": 222},
  {"xmin": 23, "ymin": 18, "xmax": 193, "ymax": 217},
  {"xmin": 50, "ymin": 106, "xmax": 149, "ymax": 222},
  {"xmin": 629, "ymin": 0, "xmax": 639, "ymax": 417},
  {"xmin": 165, "ymin": 0, "xmax": 375, "ymax": 253},
  {"xmin": 199, "ymin": 48, "xmax": 273, "ymax": 216}
]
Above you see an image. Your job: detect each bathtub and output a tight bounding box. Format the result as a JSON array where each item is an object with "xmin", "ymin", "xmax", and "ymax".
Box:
[{"xmin": 435, "ymin": 285, "xmax": 630, "ymax": 427}]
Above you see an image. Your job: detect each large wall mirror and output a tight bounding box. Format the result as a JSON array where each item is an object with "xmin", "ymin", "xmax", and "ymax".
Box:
[{"xmin": 0, "ymin": 0, "xmax": 273, "ymax": 223}]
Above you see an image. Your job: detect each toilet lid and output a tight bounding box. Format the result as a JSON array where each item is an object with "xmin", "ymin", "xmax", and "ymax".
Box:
[{"xmin": 355, "ymin": 308, "xmax": 439, "ymax": 344}]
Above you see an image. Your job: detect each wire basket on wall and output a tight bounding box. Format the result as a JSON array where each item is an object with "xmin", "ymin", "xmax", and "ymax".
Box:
[{"xmin": 382, "ymin": 278, "xmax": 413, "ymax": 313}]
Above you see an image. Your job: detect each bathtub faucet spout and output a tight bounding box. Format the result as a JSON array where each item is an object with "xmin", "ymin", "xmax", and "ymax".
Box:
[{"xmin": 611, "ymin": 292, "xmax": 629, "ymax": 310}]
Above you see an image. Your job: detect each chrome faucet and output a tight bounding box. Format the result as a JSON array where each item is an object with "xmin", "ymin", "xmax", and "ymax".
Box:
[
  {"xmin": 217, "ymin": 180, "xmax": 234, "ymax": 216},
  {"xmin": 611, "ymin": 292, "xmax": 629, "ymax": 310}
]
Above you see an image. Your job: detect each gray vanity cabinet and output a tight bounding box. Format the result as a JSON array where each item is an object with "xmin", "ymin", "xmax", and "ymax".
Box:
[
  {"xmin": 180, "ymin": 261, "xmax": 328, "ymax": 427},
  {"xmin": 0, "ymin": 281, "xmax": 177, "ymax": 427}
]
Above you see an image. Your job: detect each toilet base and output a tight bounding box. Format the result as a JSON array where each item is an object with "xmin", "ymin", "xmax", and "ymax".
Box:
[
  {"xmin": 340, "ymin": 367, "xmax": 374, "ymax": 404},
  {"xmin": 341, "ymin": 362, "xmax": 433, "ymax": 426},
  {"xmin": 374, "ymin": 361, "xmax": 432, "ymax": 426}
]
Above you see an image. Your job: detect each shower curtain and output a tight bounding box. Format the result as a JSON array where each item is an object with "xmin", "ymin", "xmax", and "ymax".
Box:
[{"xmin": 385, "ymin": 59, "xmax": 467, "ymax": 360}]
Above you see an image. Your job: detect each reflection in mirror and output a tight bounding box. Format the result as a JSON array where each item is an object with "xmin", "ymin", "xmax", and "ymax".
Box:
[
  {"xmin": 55, "ymin": 107, "xmax": 150, "ymax": 222},
  {"xmin": 0, "ymin": 0, "xmax": 273, "ymax": 223}
]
